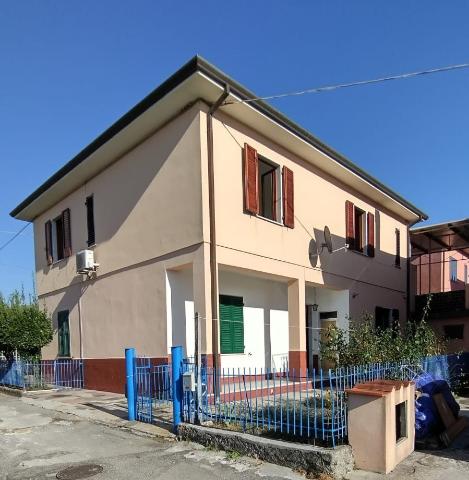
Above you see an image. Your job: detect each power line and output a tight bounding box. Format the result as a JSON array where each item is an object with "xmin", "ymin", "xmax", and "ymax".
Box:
[
  {"xmin": 224, "ymin": 61, "xmax": 469, "ymax": 105},
  {"xmin": 0, "ymin": 223, "xmax": 31, "ymax": 253}
]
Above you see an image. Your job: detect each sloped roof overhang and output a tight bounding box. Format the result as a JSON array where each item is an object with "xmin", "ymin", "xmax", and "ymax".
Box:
[{"xmin": 11, "ymin": 56, "xmax": 427, "ymax": 223}]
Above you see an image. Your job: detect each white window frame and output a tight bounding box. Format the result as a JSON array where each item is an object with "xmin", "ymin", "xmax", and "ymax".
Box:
[{"xmin": 257, "ymin": 155, "xmax": 282, "ymax": 225}]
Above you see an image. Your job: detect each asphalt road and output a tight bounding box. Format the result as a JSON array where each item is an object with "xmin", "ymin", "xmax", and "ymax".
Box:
[{"xmin": 0, "ymin": 394, "xmax": 302, "ymax": 480}]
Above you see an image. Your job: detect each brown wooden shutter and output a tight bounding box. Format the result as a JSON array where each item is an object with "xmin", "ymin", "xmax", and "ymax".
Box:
[
  {"xmin": 243, "ymin": 143, "xmax": 259, "ymax": 215},
  {"xmin": 345, "ymin": 200, "xmax": 355, "ymax": 249},
  {"xmin": 45, "ymin": 221, "xmax": 53, "ymax": 265},
  {"xmin": 395, "ymin": 229, "xmax": 401, "ymax": 266},
  {"xmin": 367, "ymin": 212, "xmax": 375, "ymax": 257},
  {"xmin": 282, "ymin": 166, "xmax": 294, "ymax": 228},
  {"xmin": 62, "ymin": 208, "xmax": 72, "ymax": 258}
]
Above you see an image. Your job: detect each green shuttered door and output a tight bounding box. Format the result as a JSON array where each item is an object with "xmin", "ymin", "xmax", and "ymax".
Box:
[{"xmin": 219, "ymin": 295, "xmax": 244, "ymax": 354}]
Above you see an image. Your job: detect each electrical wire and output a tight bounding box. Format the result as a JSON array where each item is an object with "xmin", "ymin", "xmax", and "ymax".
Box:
[
  {"xmin": 0, "ymin": 223, "xmax": 31, "ymax": 253},
  {"xmin": 223, "ymin": 61, "xmax": 469, "ymax": 105}
]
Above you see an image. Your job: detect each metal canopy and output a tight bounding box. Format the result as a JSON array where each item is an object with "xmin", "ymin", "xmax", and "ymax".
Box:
[{"xmin": 410, "ymin": 218, "xmax": 469, "ymax": 256}]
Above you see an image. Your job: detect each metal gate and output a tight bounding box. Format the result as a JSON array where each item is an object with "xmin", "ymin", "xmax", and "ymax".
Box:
[{"xmin": 135, "ymin": 358, "xmax": 172, "ymax": 424}]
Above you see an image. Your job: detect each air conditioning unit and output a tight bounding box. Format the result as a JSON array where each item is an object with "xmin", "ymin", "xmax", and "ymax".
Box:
[{"xmin": 76, "ymin": 249, "xmax": 98, "ymax": 274}]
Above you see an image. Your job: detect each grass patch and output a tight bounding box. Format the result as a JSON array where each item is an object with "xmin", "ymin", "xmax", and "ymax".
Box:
[{"xmin": 225, "ymin": 450, "xmax": 241, "ymax": 460}]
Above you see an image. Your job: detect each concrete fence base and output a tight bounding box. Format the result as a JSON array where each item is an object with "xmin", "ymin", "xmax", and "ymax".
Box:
[
  {"xmin": 178, "ymin": 423, "xmax": 354, "ymax": 479},
  {"xmin": 0, "ymin": 386, "xmax": 24, "ymax": 397}
]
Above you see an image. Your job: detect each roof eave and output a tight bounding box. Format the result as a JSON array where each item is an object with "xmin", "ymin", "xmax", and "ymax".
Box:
[{"xmin": 11, "ymin": 55, "xmax": 428, "ymax": 222}]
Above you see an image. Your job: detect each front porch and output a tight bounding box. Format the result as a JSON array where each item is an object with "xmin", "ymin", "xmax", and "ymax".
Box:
[{"xmin": 165, "ymin": 259, "xmax": 349, "ymax": 372}]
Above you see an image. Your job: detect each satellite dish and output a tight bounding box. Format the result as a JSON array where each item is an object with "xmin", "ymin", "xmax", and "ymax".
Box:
[
  {"xmin": 322, "ymin": 226, "xmax": 333, "ymax": 254},
  {"xmin": 308, "ymin": 238, "xmax": 318, "ymax": 268}
]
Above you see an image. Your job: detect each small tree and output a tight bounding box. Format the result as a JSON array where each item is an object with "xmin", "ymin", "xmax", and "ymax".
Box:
[{"xmin": 0, "ymin": 290, "xmax": 53, "ymax": 360}]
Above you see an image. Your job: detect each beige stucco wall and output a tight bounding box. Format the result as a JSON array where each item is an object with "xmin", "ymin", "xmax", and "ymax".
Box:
[
  {"xmin": 35, "ymin": 104, "xmax": 205, "ymax": 295},
  {"xmin": 209, "ymin": 109, "xmax": 409, "ymax": 324},
  {"xmin": 35, "ymin": 104, "xmax": 211, "ymax": 359},
  {"xmin": 35, "ymin": 100, "xmax": 414, "ymax": 361}
]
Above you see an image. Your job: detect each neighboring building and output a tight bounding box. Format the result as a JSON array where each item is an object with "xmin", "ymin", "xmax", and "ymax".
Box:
[
  {"xmin": 410, "ymin": 219, "xmax": 469, "ymax": 353},
  {"xmin": 11, "ymin": 56, "xmax": 427, "ymax": 392}
]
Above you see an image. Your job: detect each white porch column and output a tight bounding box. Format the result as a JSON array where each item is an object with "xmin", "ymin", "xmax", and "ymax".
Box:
[
  {"xmin": 192, "ymin": 243, "xmax": 213, "ymax": 361},
  {"xmin": 288, "ymin": 277, "xmax": 306, "ymax": 372}
]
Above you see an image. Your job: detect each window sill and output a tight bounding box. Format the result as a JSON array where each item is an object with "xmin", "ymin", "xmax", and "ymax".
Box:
[
  {"xmin": 255, "ymin": 214, "xmax": 284, "ymax": 227},
  {"xmin": 348, "ymin": 248, "xmax": 370, "ymax": 258},
  {"xmin": 51, "ymin": 258, "xmax": 66, "ymax": 267}
]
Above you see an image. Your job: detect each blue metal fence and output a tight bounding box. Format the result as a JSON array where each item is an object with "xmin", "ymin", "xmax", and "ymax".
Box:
[
  {"xmin": 0, "ymin": 359, "xmax": 83, "ymax": 390},
  {"xmin": 181, "ymin": 355, "xmax": 452, "ymax": 447},
  {"xmin": 131, "ymin": 353, "xmax": 458, "ymax": 446}
]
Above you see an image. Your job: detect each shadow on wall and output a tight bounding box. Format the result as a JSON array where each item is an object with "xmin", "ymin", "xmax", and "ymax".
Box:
[{"xmin": 310, "ymin": 226, "xmax": 408, "ymax": 322}]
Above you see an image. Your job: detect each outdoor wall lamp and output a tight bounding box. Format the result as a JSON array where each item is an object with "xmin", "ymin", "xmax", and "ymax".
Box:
[{"xmin": 312, "ymin": 303, "xmax": 319, "ymax": 311}]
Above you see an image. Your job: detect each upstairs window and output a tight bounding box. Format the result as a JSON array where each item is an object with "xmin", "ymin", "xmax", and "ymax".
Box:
[
  {"xmin": 258, "ymin": 157, "xmax": 280, "ymax": 222},
  {"xmin": 395, "ymin": 229, "xmax": 401, "ymax": 267},
  {"xmin": 345, "ymin": 201, "xmax": 375, "ymax": 256},
  {"xmin": 450, "ymin": 257, "xmax": 457, "ymax": 282},
  {"xmin": 354, "ymin": 207, "xmax": 366, "ymax": 252},
  {"xmin": 45, "ymin": 209, "xmax": 72, "ymax": 265},
  {"xmin": 86, "ymin": 195, "xmax": 95, "ymax": 246},
  {"xmin": 243, "ymin": 144, "xmax": 294, "ymax": 228},
  {"xmin": 52, "ymin": 215, "xmax": 65, "ymax": 261}
]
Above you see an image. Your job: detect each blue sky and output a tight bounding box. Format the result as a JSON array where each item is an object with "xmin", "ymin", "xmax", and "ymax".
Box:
[{"xmin": 1, "ymin": 1, "xmax": 469, "ymax": 298}]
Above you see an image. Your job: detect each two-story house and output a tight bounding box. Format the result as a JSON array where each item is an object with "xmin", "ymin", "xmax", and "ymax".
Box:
[{"xmin": 11, "ymin": 56, "xmax": 427, "ymax": 393}]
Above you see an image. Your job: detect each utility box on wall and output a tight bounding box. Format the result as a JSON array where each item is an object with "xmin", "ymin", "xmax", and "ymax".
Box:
[{"xmin": 346, "ymin": 379, "xmax": 415, "ymax": 474}]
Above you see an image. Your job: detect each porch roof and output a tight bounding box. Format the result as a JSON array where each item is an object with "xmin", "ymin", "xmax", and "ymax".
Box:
[{"xmin": 410, "ymin": 218, "xmax": 469, "ymax": 256}]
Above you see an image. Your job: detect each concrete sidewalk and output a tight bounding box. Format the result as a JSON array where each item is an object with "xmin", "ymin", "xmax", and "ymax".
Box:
[{"xmin": 22, "ymin": 388, "xmax": 175, "ymax": 441}]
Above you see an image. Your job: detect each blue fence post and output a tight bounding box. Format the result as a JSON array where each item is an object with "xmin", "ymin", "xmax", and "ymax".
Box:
[
  {"xmin": 171, "ymin": 345, "xmax": 183, "ymax": 433},
  {"xmin": 125, "ymin": 348, "xmax": 136, "ymax": 421}
]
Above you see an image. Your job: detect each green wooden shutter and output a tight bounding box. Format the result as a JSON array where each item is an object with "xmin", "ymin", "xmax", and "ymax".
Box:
[
  {"xmin": 219, "ymin": 295, "xmax": 244, "ymax": 354},
  {"xmin": 58, "ymin": 311, "xmax": 70, "ymax": 357}
]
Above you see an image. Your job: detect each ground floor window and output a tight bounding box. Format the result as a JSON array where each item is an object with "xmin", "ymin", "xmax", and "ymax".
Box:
[
  {"xmin": 219, "ymin": 295, "xmax": 244, "ymax": 354},
  {"xmin": 444, "ymin": 324, "xmax": 464, "ymax": 340},
  {"xmin": 57, "ymin": 310, "xmax": 70, "ymax": 357},
  {"xmin": 375, "ymin": 306, "xmax": 399, "ymax": 331}
]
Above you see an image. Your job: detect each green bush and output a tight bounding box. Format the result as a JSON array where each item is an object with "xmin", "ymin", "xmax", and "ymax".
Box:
[
  {"xmin": 320, "ymin": 296, "xmax": 445, "ymax": 367},
  {"xmin": 0, "ymin": 290, "xmax": 53, "ymax": 360}
]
